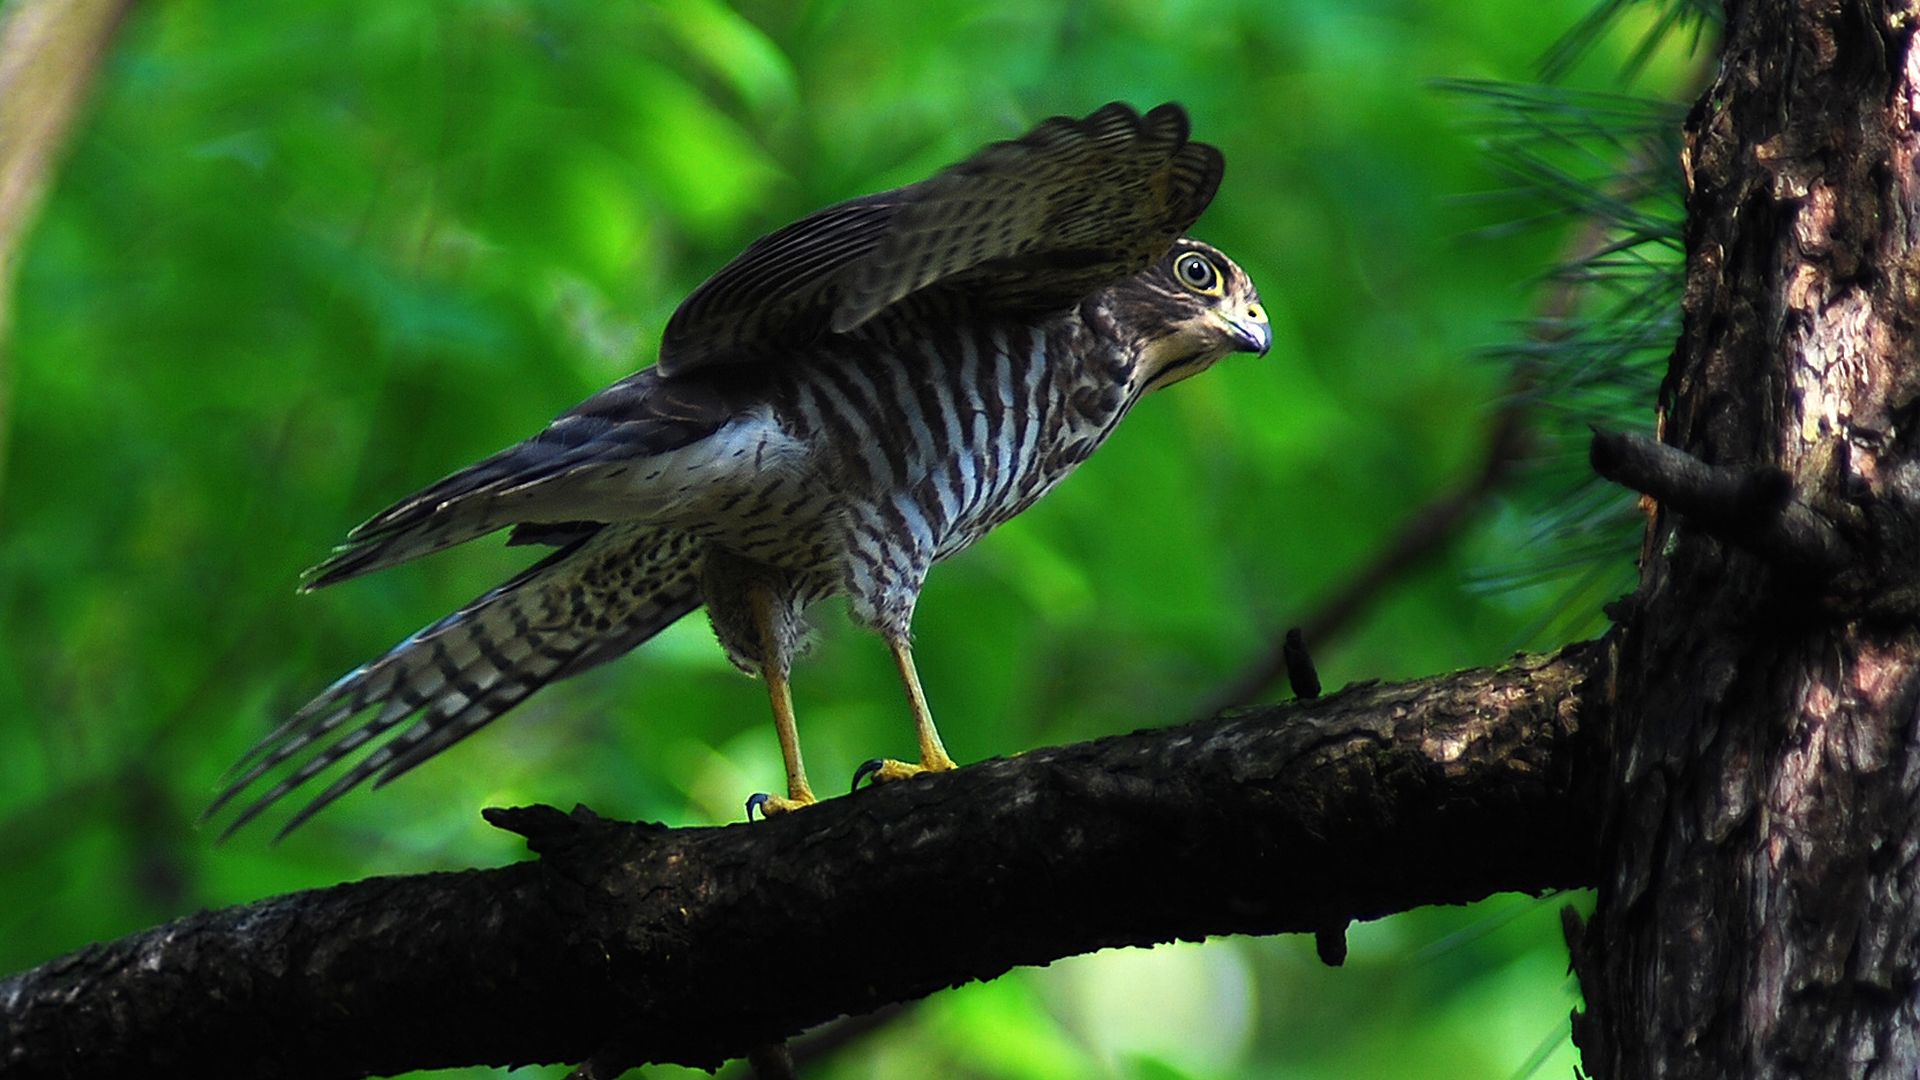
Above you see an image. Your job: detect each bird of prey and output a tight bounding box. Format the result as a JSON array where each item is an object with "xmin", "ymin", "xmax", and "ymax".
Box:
[{"xmin": 209, "ymin": 101, "xmax": 1270, "ymax": 838}]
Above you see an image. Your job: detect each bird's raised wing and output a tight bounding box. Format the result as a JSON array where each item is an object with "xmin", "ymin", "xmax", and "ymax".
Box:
[{"xmin": 657, "ymin": 101, "xmax": 1224, "ymax": 374}]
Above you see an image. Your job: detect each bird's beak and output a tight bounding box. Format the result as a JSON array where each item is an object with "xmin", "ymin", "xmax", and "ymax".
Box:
[{"xmin": 1223, "ymin": 302, "xmax": 1271, "ymax": 356}]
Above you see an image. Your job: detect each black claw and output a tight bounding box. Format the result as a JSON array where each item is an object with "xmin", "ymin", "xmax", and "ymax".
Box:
[
  {"xmin": 745, "ymin": 792, "xmax": 771, "ymax": 822},
  {"xmin": 851, "ymin": 758, "xmax": 885, "ymax": 792}
]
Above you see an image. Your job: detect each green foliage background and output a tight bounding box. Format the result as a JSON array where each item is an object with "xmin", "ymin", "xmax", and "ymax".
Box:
[{"xmin": 0, "ymin": 1, "xmax": 1696, "ymax": 1076}]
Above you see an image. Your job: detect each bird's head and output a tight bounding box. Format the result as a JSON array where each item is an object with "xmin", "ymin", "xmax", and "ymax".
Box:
[{"xmin": 1113, "ymin": 238, "xmax": 1270, "ymax": 393}]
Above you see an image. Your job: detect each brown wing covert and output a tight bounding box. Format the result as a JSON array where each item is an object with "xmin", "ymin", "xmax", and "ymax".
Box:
[{"xmin": 657, "ymin": 102, "xmax": 1223, "ymax": 374}]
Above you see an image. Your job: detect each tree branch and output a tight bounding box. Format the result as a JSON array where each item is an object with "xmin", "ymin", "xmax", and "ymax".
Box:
[
  {"xmin": 0, "ymin": 641, "xmax": 1610, "ymax": 1079},
  {"xmin": 1588, "ymin": 427, "xmax": 1849, "ymax": 576}
]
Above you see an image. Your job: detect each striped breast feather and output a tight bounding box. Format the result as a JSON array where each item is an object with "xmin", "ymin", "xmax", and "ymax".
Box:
[
  {"xmin": 657, "ymin": 101, "xmax": 1223, "ymax": 374},
  {"xmin": 207, "ymin": 523, "xmax": 701, "ymax": 840},
  {"xmin": 304, "ymin": 368, "xmax": 735, "ymax": 590}
]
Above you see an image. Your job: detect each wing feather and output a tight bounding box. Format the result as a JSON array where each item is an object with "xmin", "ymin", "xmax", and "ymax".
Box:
[
  {"xmin": 658, "ymin": 101, "xmax": 1223, "ymax": 373},
  {"xmin": 302, "ymin": 368, "xmax": 734, "ymax": 589}
]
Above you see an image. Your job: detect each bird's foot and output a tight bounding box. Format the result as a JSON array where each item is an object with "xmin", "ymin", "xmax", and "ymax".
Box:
[
  {"xmin": 851, "ymin": 756, "xmax": 955, "ymax": 791},
  {"xmin": 744, "ymin": 790, "xmax": 817, "ymax": 821}
]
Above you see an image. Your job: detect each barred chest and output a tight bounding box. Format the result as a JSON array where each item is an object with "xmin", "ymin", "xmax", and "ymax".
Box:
[{"xmin": 731, "ymin": 318, "xmax": 1131, "ymax": 625}]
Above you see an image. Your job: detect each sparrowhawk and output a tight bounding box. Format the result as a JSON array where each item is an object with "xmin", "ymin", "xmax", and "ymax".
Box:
[{"xmin": 210, "ymin": 101, "xmax": 1270, "ymax": 837}]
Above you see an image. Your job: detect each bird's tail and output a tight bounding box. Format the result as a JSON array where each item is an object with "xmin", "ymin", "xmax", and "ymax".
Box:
[{"xmin": 208, "ymin": 522, "xmax": 702, "ymax": 839}]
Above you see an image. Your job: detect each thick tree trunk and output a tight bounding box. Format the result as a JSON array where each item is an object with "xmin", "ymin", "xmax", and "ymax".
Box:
[{"xmin": 1573, "ymin": 1, "xmax": 1920, "ymax": 1075}]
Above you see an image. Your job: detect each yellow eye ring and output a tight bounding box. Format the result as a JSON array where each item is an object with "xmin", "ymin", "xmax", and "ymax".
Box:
[{"xmin": 1174, "ymin": 252, "xmax": 1224, "ymax": 296}]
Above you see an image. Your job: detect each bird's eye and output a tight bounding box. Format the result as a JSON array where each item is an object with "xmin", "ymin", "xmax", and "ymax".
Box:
[{"xmin": 1174, "ymin": 252, "xmax": 1222, "ymax": 295}]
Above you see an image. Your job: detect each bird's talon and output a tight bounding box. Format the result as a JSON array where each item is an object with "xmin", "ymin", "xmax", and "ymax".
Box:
[
  {"xmin": 851, "ymin": 758, "xmax": 886, "ymax": 792},
  {"xmin": 852, "ymin": 757, "xmax": 949, "ymax": 790},
  {"xmin": 745, "ymin": 790, "xmax": 815, "ymax": 820}
]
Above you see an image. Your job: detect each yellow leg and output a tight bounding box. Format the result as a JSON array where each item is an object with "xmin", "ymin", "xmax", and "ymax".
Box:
[
  {"xmin": 746, "ymin": 589, "xmax": 815, "ymax": 818},
  {"xmin": 759, "ymin": 662, "xmax": 816, "ymax": 811},
  {"xmin": 853, "ymin": 636, "xmax": 958, "ymax": 788},
  {"xmin": 893, "ymin": 637, "xmax": 956, "ymax": 772}
]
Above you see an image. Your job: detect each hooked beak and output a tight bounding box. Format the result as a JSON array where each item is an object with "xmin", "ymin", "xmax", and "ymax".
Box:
[{"xmin": 1223, "ymin": 301, "xmax": 1271, "ymax": 356}]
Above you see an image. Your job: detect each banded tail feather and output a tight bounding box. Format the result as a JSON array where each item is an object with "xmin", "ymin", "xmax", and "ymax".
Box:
[{"xmin": 209, "ymin": 523, "xmax": 701, "ymax": 839}]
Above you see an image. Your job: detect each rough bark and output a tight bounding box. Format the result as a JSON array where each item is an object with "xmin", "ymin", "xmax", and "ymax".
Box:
[
  {"xmin": 1572, "ymin": 1, "xmax": 1920, "ymax": 1075},
  {"xmin": 0, "ymin": 644, "xmax": 1605, "ymax": 1078}
]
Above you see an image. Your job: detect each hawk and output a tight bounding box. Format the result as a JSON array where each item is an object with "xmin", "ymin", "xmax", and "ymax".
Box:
[{"xmin": 210, "ymin": 101, "xmax": 1269, "ymax": 837}]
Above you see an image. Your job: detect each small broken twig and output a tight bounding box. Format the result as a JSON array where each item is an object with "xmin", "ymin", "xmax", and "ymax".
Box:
[{"xmin": 1588, "ymin": 428, "xmax": 1848, "ymax": 576}]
